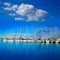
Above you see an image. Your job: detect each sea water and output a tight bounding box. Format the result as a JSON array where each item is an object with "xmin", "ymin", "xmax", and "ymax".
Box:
[{"xmin": 0, "ymin": 40, "xmax": 60, "ymax": 60}]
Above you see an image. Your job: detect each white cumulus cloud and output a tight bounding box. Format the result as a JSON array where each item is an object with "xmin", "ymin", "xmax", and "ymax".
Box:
[
  {"xmin": 15, "ymin": 17, "xmax": 24, "ymax": 21},
  {"xmin": 4, "ymin": 2, "xmax": 11, "ymax": 6},
  {"xmin": 3, "ymin": 3, "xmax": 48, "ymax": 21},
  {"xmin": 9, "ymin": 13, "xmax": 16, "ymax": 16},
  {"xmin": 3, "ymin": 5, "xmax": 18, "ymax": 11},
  {"xmin": 16, "ymin": 4, "xmax": 48, "ymax": 21}
]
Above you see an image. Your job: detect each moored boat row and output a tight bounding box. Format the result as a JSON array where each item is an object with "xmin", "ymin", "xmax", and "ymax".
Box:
[
  {"xmin": 0, "ymin": 39, "xmax": 60, "ymax": 43},
  {"xmin": 0, "ymin": 38, "xmax": 60, "ymax": 44}
]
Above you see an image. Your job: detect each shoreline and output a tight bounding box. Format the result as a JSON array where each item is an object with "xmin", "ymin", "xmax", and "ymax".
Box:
[
  {"xmin": 0, "ymin": 39, "xmax": 60, "ymax": 44},
  {"xmin": 0, "ymin": 38, "xmax": 60, "ymax": 44}
]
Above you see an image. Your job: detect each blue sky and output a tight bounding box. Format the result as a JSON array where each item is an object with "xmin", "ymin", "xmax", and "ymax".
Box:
[{"xmin": 0, "ymin": 0, "xmax": 60, "ymax": 38}]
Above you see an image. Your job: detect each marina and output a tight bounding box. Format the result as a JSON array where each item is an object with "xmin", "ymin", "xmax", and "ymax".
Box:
[
  {"xmin": 0, "ymin": 38, "xmax": 60, "ymax": 44},
  {"xmin": 0, "ymin": 0, "xmax": 60, "ymax": 60}
]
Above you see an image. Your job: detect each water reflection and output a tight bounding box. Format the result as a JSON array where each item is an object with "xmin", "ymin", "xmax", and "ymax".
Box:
[{"xmin": 0, "ymin": 41, "xmax": 60, "ymax": 60}]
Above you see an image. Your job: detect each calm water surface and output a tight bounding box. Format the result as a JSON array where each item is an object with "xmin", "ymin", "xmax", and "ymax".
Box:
[{"xmin": 0, "ymin": 40, "xmax": 60, "ymax": 60}]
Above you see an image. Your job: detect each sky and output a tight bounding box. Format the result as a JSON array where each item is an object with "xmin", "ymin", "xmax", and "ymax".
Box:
[{"xmin": 0, "ymin": 0, "xmax": 60, "ymax": 38}]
